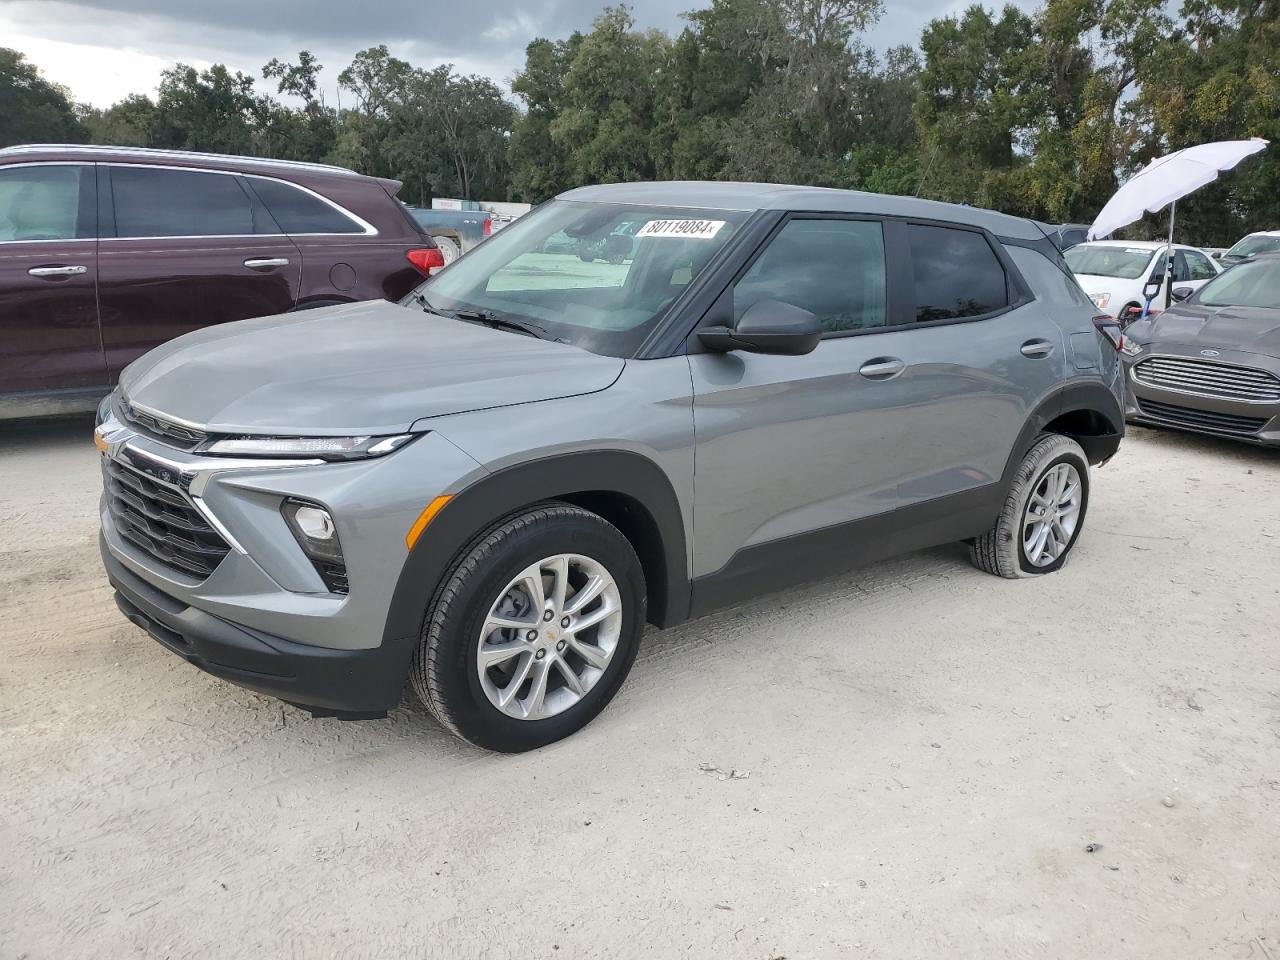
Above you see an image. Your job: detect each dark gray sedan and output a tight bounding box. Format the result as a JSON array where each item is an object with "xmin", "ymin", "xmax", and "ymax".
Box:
[{"xmin": 1122, "ymin": 254, "xmax": 1280, "ymax": 445}]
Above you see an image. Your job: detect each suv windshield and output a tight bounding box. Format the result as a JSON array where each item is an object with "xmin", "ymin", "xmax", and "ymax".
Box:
[
  {"xmin": 1064, "ymin": 245, "xmax": 1156, "ymax": 279},
  {"xmin": 1224, "ymin": 234, "xmax": 1280, "ymax": 259},
  {"xmin": 405, "ymin": 200, "xmax": 750, "ymax": 357},
  {"xmin": 1195, "ymin": 257, "xmax": 1280, "ymax": 309}
]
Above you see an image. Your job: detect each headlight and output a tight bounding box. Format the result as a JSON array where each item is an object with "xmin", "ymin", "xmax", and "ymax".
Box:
[
  {"xmin": 199, "ymin": 434, "xmax": 416, "ymax": 461},
  {"xmin": 1091, "ymin": 292, "xmax": 1111, "ymax": 309},
  {"xmin": 95, "ymin": 392, "xmax": 115, "ymax": 427},
  {"xmin": 1121, "ymin": 337, "xmax": 1143, "ymax": 357}
]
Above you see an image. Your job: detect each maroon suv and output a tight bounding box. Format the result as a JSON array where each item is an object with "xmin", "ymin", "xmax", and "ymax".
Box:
[{"xmin": 0, "ymin": 145, "xmax": 443, "ymax": 419}]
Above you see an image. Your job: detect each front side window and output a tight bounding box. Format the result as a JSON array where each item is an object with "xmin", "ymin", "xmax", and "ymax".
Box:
[
  {"xmin": 414, "ymin": 200, "xmax": 750, "ymax": 358},
  {"xmin": 0, "ymin": 165, "xmax": 88, "ymax": 242},
  {"xmin": 248, "ymin": 178, "xmax": 364, "ymax": 234},
  {"xmin": 733, "ymin": 218, "xmax": 887, "ymax": 333},
  {"xmin": 109, "ymin": 167, "xmax": 273, "ymax": 238},
  {"xmin": 1196, "ymin": 258, "xmax": 1280, "ymax": 309},
  {"xmin": 1183, "ymin": 250, "xmax": 1217, "ymax": 281},
  {"xmin": 908, "ymin": 224, "xmax": 1008, "ymax": 322}
]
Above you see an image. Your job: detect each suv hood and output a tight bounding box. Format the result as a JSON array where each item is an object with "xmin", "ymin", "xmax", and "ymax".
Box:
[
  {"xmin": 119, "ymin": 300, "xmax": 625, "ymax": 436},
  {"xmin": 1141, "ymin": 302, "xmax": 1280, "ymax": 360}
]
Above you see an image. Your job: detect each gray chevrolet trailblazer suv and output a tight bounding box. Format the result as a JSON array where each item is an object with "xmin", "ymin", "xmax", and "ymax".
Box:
[{"xmin": 96, "ymin": 182, "xmax": 1124, "ymax": 751}]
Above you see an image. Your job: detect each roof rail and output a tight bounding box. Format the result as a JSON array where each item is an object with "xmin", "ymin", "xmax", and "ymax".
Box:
[{"xmin": 0, "ymin": 144, "xmax": 359, "ymax": 177}]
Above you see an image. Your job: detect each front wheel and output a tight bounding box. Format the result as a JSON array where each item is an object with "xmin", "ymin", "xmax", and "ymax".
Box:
[
  {"xmin": 970, "ymin": 434, "xmax": 1090, "ymax": 578},
  {"xmin": 411, "ymin": 503, "xmax": 646, "ymax": 752}
]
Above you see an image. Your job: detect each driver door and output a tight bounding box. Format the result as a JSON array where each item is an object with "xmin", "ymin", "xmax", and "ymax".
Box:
[{"xmin": 687, "ymin": 216, "xmax": 905, "ymax": 597}]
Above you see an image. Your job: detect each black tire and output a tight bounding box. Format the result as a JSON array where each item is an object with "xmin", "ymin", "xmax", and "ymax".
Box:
[
  {"xmin": 970, "ymin": 434, "xmax": 1091, "ymax": 579},
  {"xmin": 410, "ymin": 503, "xmax": 646, "ymax": 752}
]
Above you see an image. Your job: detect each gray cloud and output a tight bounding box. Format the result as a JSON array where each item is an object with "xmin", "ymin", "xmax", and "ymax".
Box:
[{"xmin": 5, "ymin": 0, "xmax": 1010, "ymax": 106}]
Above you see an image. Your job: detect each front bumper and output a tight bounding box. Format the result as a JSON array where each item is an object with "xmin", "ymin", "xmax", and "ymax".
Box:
[
  {"xmin": 1122, "ymin": 349, "xmax": 1280, "ymax": 447},
  {"xmin": 95, "ymin": 399, "xmax": 490, "ymax": 715},
  {"xmin": 104, "ymin": 536, "xmax": 415, "ymax": 716}
]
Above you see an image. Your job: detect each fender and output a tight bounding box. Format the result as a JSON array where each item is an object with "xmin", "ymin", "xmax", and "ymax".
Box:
[
  {"xmin": 382, "ymin": 450, "xmax": 691, "ymax": 646},
  {"xmin": 1000, "ymin": 378, "xmax": 1124, "ymax": 489}
]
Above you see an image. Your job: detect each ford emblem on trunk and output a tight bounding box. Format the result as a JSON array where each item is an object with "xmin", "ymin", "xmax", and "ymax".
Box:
[{"xmin": 1200, "ymin": 349, "xmax": 1220, "ymax": 357}]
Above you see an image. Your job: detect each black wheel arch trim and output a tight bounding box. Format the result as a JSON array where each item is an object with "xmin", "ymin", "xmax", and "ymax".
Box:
[
  {"xmin": 382, "ymin": 449, "xmax": 691, "ymax": 646},
  {"xmin": 1002, "ymin": 379, "xmax": 1123, "ymax": 487}
]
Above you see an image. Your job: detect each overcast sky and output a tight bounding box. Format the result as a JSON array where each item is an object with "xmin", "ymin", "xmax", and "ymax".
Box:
[{"xmin": 0, "ymin": 0, "xmax": 1010, "ymax": 109}]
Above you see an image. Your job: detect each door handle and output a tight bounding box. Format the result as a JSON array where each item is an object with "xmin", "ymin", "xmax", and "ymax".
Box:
[
  {"xmin": 244, "ymin": 257, "xmax": 290, "ymax": 270},
  {"xmin": 1020, "ymin": 339, "xmax": 1054, "ymax": 359},
  {"xmin": 858, "ymin": 357, "xmax": 906, "ymax": 380},
  {"xmin": 28, "ymin": 265, "xmax": 87, "ymax": 277}
]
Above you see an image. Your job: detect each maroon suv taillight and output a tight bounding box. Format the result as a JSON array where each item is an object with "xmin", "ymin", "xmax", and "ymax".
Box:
[
  {"xmin": 407, "ymin": 248, "xmax": 446, "ymax": 274},
  {"xmin": 1093, "ymin": 314, "xmax": 1124, "ymax": 352}
]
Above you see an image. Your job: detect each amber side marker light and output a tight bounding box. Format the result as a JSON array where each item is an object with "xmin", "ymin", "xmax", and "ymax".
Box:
[
  {"xmin": 405, "ymin": 495, "xmax": 453, "ymax": 550},
  {"xmin": 93, "ymin": 430, "xmax": 108, "ymax": 454}
]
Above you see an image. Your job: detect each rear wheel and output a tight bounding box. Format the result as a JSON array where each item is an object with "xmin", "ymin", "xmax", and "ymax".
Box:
[
  {"xmin": 411, "ymin": 503, "xmax": 645, "ymax": 752},
  {"xmin": 970, "ymin": 434, "xmax": 1090, "ymax": 578}
]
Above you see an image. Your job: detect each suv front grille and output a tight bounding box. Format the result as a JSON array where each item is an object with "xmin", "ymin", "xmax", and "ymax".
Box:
[
  {"xmin": 1137, "ymin": 398, "xmax": 1269, "ymax": 435},
  {"xmin": 103, "ymin": 458, "xmax": 231, "ymax": 578},
  {"xmin": 1133, "ymin": 356, "xmax": 1280, "ymax": 402},
  {"xmin": 120, "ymin": 400, "xmax": 208, "ymax": 450}
]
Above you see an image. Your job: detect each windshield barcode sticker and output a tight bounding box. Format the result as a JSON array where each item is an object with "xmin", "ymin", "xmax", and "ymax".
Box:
[{"xmin": 636, "ymin": 219, "xmax": 726, "ymax": 240}]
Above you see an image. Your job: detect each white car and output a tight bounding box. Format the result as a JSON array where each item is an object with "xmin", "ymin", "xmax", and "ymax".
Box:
[
  {"xmin": 1218, "ymin": 230, "xmax": 1280, "ymax": 267},
  {"xmin": 1065, "ymin": 240, "xmax": 1222, "ymax": 319}
]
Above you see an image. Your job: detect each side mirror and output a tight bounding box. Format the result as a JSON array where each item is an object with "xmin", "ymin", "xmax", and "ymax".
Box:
[
  {"xmin": 1171, "ymin": 286, "xmax": 1194, "ymax": 302},
  {"xmin": 699, "ymin": 299, "xmax": 822, "ymax": 356}
]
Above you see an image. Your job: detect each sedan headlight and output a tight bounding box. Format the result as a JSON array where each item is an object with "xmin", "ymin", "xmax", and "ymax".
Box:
[
  {"xmin": 1091, "ymin": 292, "xmax": 1111, "ymax": 309},
  {"xmin": 1121, "ymin": 337, "xmax": 1143, "ymax": 357},
  {"xmin": 199, "ymin": 434, "xmax": 416, "ymax": 461}
]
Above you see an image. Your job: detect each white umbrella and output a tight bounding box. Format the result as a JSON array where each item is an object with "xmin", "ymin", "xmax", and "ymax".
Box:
[{"xmin": 1087, "ymin": 138, "xmax": 1268, "ymax": 311}]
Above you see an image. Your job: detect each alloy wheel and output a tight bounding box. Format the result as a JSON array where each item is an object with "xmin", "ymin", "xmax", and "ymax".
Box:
[
  {"xmin": 1022, "ymin": 462, "xmax": 1083, "ymax": 567},
  {"xmin": 476, "ymin": 554, "xmax": 623, "ymax": 721}
]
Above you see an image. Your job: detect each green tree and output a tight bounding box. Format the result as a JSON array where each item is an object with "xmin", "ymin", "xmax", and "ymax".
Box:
[
  {"xmin": 80, "ymin": 94, "xmax": 160, "ymax": 147},
  {"xmin": 1133, "ymin": 0, "xmax": 1280, "ymax": 242},
  {"xmin": 0, "ymin": 47, "xmax": 87, "ymax": 147},
  {"xmin": 548, "ymin": 6, "xmax": 672, "ymax": 187},
  {"xmin": 389, "ymin": 66, "xmax": 516, "ymax": 201},
  {"xmin": 509, "ymin": 35, "xmax": 582, "ymax": 201}
]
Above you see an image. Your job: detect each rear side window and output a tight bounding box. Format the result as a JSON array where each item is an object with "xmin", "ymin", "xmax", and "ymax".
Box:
[
  {"xmin": 109, "ymin": 167, "xmax": 274, "ymax": 238},
  {"xmin": 907, "ymin": 224, "xmax": 1008, "ymax": 322},
  {"xmin": 248, "ymin": 178, "xmax": 364, "ymax": 234},
  {"xmin": 0, "ymin": 164, "xmax": 90, "ymax": 241},
  {"xmin": 734, "ymin": 218, "xmax": 887, "ymax": 333}
]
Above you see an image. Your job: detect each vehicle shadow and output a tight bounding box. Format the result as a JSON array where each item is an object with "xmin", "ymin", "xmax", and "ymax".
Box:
[
  {"xmin": 0, "ymin": 413, "xmax": 95, "ymax": 452},
  {"xmin": 1126, "ymin": 423, "xmax": 1280, "ymax": 467}
]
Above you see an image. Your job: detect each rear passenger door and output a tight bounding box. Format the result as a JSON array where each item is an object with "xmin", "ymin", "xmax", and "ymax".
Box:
[
  {"xmin": 888, "ymin": 222, "xmax": 1065, "ymax": 509},
  {"xmin": 0, "ymin": 162, "xmax": 104, "ymax": 398},
  {"xmin": 97, "ymin": 165, "xmax": 302, "ymax": 379}
]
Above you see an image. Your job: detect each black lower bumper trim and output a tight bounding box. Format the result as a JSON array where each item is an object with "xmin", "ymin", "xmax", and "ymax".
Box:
[{"xmin": 102, "ymin": 535, "xmax": 416, "ymax": 718}]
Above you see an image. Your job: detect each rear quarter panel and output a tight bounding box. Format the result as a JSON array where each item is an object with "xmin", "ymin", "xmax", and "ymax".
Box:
[{"xmin": 292, "ymin": 179, "xmax": 428, "ymax": 305}]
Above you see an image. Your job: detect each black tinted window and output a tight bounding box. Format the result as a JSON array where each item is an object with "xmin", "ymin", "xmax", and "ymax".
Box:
[
  {"xmin": 734, "ymin": 219, "xmax": 887, "ymax": 333},
  {"xmin": 0, "ymin": 165, "xmax": 89, "ymax": 241},
  {"xmin": 110, "ymin": 167, "xmax": 273, "ymax": 238},
  {"xmin": 908, "ymin": 225, "xmax": 1008, "ymax": 322},
  {"xmin": 248, "ymin": 178, "xmax": 363, "ymax": 234}
]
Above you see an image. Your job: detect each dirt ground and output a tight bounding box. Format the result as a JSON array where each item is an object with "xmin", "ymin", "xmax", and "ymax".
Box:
[{"xmin": 2, "ymin": 417, "xmax": 1278, "ymax": 960}]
